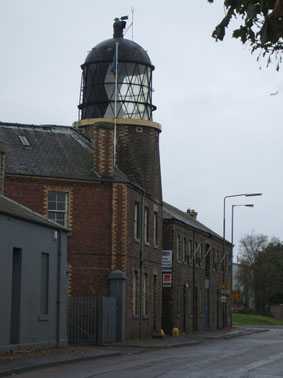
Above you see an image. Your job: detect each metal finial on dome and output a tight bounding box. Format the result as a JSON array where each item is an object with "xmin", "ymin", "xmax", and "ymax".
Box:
[{"xmin": 113, "ymin": 16, "xmax": 128, "ymax": 38}]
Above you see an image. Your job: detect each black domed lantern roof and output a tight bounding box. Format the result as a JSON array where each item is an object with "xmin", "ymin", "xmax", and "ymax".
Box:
[{"xmin": 78, "ymin": 18, "xmax": 156, "ymax": 121}]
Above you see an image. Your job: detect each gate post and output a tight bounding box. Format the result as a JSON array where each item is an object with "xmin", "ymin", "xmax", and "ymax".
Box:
[{"xmin": 109, "ymin": 270, "xmax": 127, "ymax": 342}]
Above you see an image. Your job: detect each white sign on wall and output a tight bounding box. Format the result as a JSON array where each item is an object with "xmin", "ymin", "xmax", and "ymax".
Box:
[{"xmin": 162, "ymin": 250, "xmax": 172, "ymax": 272}]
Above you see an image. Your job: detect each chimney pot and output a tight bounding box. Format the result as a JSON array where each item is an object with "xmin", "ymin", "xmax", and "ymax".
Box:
[{"xmin": 186, "ymin": 208, "xmax": 198, "ymax": 219}]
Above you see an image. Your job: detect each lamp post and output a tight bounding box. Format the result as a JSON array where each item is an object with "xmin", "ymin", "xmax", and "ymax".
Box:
[
  {"xmin": 223, "ymin": 193, "xmax": 262, "ymax": 252},
  {"xmin": 230, "ymin": 204, "xmax": 254, "ymax": 326},
  {"xmin": 222, "ymin": 192, "xmax": 261, "ymax": 328}
]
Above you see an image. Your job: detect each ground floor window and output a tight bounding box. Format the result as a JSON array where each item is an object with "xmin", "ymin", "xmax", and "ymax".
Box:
[
  {"xmin": 133, "ymin": 271, "xmax": 139, "ymax": 316},
  {"xmin": 143, "ymin": 273, "xmax": 148, "ymax": 316}
]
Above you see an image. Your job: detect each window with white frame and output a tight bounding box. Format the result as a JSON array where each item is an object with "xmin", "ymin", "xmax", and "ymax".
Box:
[
  {"xmin": 200, "ymin": 244, "xmax": 204, "ymax": 266},
  {"xmin": 48, "ymin": 192, "xmax": 67, "ymax": 226},
  {"xmin": 153, "ymin": 211, "xmax": 158, "ymax": 247},
  {"xmin": 195, "ymin": 241, "xmax": 201, "ymax": 266},
  {"xmin": 144, "ymin": 207, "xmax": 149, "ymax": 244},
  {"xmin": 133, "ymin": 271, "xmax": 138, "ymax": 315},
  {"xmin": 183, "ymin": 237, "xmax": 187, "ymax": 263},
  {"xmin": 134, "ymin": 202, "xmax": 140, "ymax": 240},
  {"xmin": 188, "ymin": 239, "xmax": 192, "ymax": 264},
  {"xmin": 176, "ymin": 235, "xmax": 181, "ymax": 261},
  {"xmin": 143, "ymin": 273, "xmax": 148, "ymax": 316}
]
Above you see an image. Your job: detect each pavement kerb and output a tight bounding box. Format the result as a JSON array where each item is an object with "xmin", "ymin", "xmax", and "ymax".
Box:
[
  {"xmin": 0, "ymin": 328, "xmax": 268, "ymax": 377},
  {"xmin": 0, "ymin": 351, "xmax": 124, "ymax": 378},
  {"xmin": 110, "ymin": 328, "xmax": 268, "ymax": 349}
]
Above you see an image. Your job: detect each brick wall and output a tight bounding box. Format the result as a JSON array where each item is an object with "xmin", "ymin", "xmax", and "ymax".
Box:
[
  {"xmin": 93, "ymin": 123, "xmax": 114, "ymax": 177},
  {"xmin": 4, "ymin": 175, "xmax": 113, "ymax": 296},
  {"xmin": 80, "ymin": 121, "xmax": 162, "ymax": 202},
  {"xmin": 125, "ymin": 188, "xmax": 163, "ymax": 339},
  {"xmin": 116, "ymin": 124, "xmax": 162, "ymax": 202},
  {"xmin": 4, "ymin": 174, "xmax": 163, "ymax": 338},
  {"xmin": 162, "ymin": 218, "xmax": 232, "ymax": 334},
  {"xmin": 270, "ymin": 304, "xmax": 283, "ymax": 320}
]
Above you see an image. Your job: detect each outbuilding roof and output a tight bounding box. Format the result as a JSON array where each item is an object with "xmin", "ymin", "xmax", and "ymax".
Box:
[
  {"xmin": 0, "ymin": 122, "xmax": 128, "ymax": 183},
  {"xmin": 0, "ymin": 194, "xmax": 68, "ymax": 231},
  {"xmin": 0, "ymin": 122, "xmax": 97, "ymax": 180},
  {"xmin": 163, "ymin": 201, "xmax": 224, "ymax": 241}
]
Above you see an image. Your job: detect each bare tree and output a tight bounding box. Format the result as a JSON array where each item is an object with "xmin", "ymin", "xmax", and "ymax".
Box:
[
  {"xmin": 236, "ymin": 233, "xmax": 283, "ymax": 313},
  {"xmin": 236, "ymin": 233, "xmax": 268, "ymax": 311}
]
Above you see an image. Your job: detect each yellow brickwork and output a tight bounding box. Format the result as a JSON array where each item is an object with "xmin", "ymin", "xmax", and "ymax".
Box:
[
  {"xmin": 94, "ymin": 128, "xmax": 114, "ymax": 176},
  {"xmin": 111, "ymin": 183, "xmax": 128, "ymax": 271}
]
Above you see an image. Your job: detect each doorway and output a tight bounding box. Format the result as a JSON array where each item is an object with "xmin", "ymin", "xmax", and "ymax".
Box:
[{"xmin": 10, "ymin": 248, "xmax": 22, "ymax": 344}]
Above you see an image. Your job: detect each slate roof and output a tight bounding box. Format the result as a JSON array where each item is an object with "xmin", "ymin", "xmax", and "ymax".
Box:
[
  {"xmin": 163, "ymin": 201, "xmax": 224, "ymax": 241},
  {"xmin": 0, "ymin": 194, "xmax": 68, "ymax": 231},
  {"xmin": 0, "ymin": 122, "xmax": 99, "ymax": 180}
]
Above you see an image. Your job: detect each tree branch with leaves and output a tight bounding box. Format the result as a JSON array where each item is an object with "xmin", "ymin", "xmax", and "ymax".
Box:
[{"xmin": 208, "ymin": 0, "xmax": 283, "ymax": 69}]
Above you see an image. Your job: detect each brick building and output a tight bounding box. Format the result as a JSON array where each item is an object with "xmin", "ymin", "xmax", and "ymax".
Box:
[
  {"xmin": 0, "ymin": 17, "xmax": 233, "ymax": 341},
  {"xmin": 162, "ymin": 202, "xmax": 232, "ymax": 334},
  {"xmin": 0, "ymin": 18, "xmax": 163, "ymax": 340}
]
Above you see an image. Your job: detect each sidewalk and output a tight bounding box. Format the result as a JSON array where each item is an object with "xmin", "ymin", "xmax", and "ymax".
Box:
[{"xmin": 0, "ymin": 327, "xmax": 266, "ymax": 377}]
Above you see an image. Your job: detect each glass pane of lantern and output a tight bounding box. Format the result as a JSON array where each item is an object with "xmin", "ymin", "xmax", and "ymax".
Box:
[
  {"xmin": 104, "ymin": 104, "xmax": 114, "ymax": 118},
  {"xmin": 105, "ymin": 64, "xmax": 115, "ymax": 83},
  {"xmin": 104, "ymin": 83, "xmax": 115, "ymax": 101}
]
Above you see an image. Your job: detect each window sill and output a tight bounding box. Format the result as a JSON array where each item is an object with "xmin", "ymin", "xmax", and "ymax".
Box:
[
  {"xmin": 134, "ymin": 238, "xmax": 140, "ymax": 244},
  {"xmin": 154, "ymin": 244, "xmax": 159, "ymax": 249},
  {"xmin": 132, "ymin": 314, "xmax": 138, "ymax": 319},
  {"xmin": 143, "ymin": 315, "xmax": 149, "ymax": 320},
  {"xmin": 38, "ymin": 315, "xmax": 49, "ymax": 321}
]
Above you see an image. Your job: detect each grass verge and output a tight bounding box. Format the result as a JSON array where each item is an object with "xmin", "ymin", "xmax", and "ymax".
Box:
[{"xmin": 233, "ymin": 313, "xmax": 283, "ymax": 326}]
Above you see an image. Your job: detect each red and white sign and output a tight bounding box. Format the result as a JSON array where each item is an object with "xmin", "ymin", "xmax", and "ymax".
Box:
[{"xmin": 163, "ymin": 273, "xmax": 172, "ymax": 287}]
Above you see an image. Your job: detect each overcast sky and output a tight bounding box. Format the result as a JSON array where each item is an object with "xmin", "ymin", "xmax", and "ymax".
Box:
[{"xmin": 1, "ymin": 1, "xmax": 282, "ymax": 258}]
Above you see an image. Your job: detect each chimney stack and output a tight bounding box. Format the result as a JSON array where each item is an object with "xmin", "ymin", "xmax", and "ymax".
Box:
[{"xmin": 187, "ymin": 208, "xmax": 197, "ymax": 219}]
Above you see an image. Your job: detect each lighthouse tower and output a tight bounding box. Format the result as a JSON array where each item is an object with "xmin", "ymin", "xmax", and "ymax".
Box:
[{"xmin": 77, "ymin": 18, "xmax": 162, "ymax": 203}]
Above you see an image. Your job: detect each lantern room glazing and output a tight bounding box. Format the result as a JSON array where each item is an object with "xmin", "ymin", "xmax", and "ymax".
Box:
[{"xmin": 78, "ymin": 19, "xmax": 156, "ymax": 121}]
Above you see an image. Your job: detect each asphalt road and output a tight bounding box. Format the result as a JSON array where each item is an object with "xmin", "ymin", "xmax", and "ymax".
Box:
[{"xmin": 14, "ymin": 328, "xmax": 283, "ymax": 378}]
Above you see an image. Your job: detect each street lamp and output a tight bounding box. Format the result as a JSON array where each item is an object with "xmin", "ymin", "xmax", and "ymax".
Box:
[
  {"xmin": 221, "ymin": 192, "xmax": 261, "ymax": 328},
  {"xmin": 230, "ymin": 203, "xmax": 254, "ymax": 327},
  {"xmin": 223, "ymin": 193, "xmax": 262, "ymax": 247}
]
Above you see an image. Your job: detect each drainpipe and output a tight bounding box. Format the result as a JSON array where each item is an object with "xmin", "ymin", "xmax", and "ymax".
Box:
[
  {"xmin": 192, "ymin": 230, "xmax": 196, "ymax": 332},
  {"xmin": 139, "ymin": 191, "xmax": 145, "ymax": 340},
  {"xmin": 56, "ymin": 229, "xmax": 62, "ymax": 348}
]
